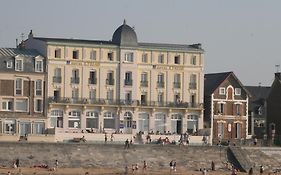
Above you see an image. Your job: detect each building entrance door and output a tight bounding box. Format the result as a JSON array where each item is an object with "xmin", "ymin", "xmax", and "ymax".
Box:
[{"xmin": 124, "ymin": 112, "xmax": 132, "ymax": 134}]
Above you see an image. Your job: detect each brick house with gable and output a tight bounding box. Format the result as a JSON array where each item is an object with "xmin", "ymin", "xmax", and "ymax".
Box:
[{"xmin": 204, "ymin": 72, "xmax": 250, "ymax": 143}]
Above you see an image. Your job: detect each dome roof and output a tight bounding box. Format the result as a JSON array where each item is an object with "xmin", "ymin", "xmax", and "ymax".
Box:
[{"xmin": 112, "ymin": 20, "xmax": 138, "ymax": 47}]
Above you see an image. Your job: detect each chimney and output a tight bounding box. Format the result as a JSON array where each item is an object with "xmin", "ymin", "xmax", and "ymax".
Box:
[
  {"xmin": 28, "ymin": 30, "xmax": 34, "ymax": 39},
  {"xmin": 275, "ymin": 72, "xmax": 281, "ymax": 80}
]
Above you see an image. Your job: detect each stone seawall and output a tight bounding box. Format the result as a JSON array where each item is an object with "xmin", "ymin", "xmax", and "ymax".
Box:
[{"xmin": 0, "ymin": 142, "xmax": 227, "ymax": 171}]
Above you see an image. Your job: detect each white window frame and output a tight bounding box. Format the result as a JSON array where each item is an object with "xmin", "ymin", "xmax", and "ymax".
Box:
[
  {"xmin": 15, "ymin": 59, "xmax": 23, "ymax": 71},
  {"xmin": 35, "ymin": 60, "xmax": 43, "ymax": 72},
  {"xmin": 235, "ymin": 88, "xmax": 241, "ymax": 96},
  {"xmin": 15, "ymin": 78, "xmax": 22, "ymax": 95},
  {"xmin": 125, "ymin": 52, "xmax": 134, "ymax": 62},
  {"xmin": 15, "ymin": 99, "xmax": 28, "ymax": 112},
  {"xmin": 219, "ymin": 87, "xmax": 226, "ymax": 95},
  {"xmin": 35, "ymin": 80, "xmax": 42, "ymax": 96},
  {"xmin": 142, "ymin": 53, "xmax": 147, "ymax": 63},
  {"xmin": 2, "ymin": 99, "xmax": 13, "ymax": 111},
  {"xmin": 6, "ymin": 61, "xmax": 13, "ymax": 68},
  {"xmin": 34, "ymin": 99, "xmax": 43, "ymax": 112}
]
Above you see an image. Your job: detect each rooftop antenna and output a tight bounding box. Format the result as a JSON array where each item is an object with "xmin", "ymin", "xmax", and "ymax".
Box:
[
  {"xmin": 20, "ymin": 33, "xmax": 25, "ymax": 41},
  {"xmin": 275, "ymin": 64, "xmax": 280, "ymax": 73}
]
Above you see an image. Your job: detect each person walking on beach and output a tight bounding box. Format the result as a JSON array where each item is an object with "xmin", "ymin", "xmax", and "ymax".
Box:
[
  {"xmin": 110, "ymin": 133, "xmax": 114, "ymax": 142},
  {"xmin": 248, "ymin": 167, "xmax": 253, "ymax": 175},
  {"xmin": 55, "ymin": 160, "xmax": 59, "ymax": 170},
  {"xmin": 143, "ymin": 160, "xmax": 147, "ymax": 172},
  {"xmin": 104, "ymin": 133, "xmax": 108, "ymax": 143},
  {"xmin": 169, "ymin": 160, "xmax": 174, "ymax": 173},
  {"xmin": 125, "ymin": 139, "xmax": 129, "ymax": 149},
  {"xmin": 15, "ymin": 158, "xmax": 20, "ymax": 168},
  {"xmin": 173, "ymin": 161, "xmax": 177, "ymax": 172},
  {"xmin": 260, "ymin": 165, "xmax": 264, "ymax": 174}
]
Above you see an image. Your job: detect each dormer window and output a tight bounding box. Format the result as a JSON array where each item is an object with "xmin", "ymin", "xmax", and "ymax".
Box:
[
  {"xmin": 219, "ymin": 87, "xmax": 226, "ymax": 95},
  {"xmin": 35, "ymin": 60, "xmax": 43, "ymax": 72},
  {"xmin": 6, "ymin": 61, "xmax": 12, "ymax": 68},
  {"xmin": 15, "ymin": 59, "xmax": 23, "ymax": 71},
  {"xmin": 235, "ymin": 88, "xmax": 241, "ymax": 96}
]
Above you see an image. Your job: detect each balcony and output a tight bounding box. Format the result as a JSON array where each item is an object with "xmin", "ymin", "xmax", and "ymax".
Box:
[
  {"xmin": 157, "ymin": 81, "xmax": 165, "ymax": 88},
  {"xmin": 106, "ymin": 79, "xmax": 114, "ymax": 85},
  {"xmin": 48, "ymin": 97, "xmax": 203, "ymax": 109},
  {"xmin": 53, "ymin": 76, "xmax": 62, "ymax": 83},
  {"xmin": 189, "ymin": 83, "xmax": 197, "ymax": 89},
  {"xmin": 88, "ymin": 78, "xmax": 97, "ymax": 85},
  {"xmin": 140, "ymin": 81, "xmax": 148, "ymax": 87},
  {"xmin": 173, "ymin": 82, "xmax": 181, "ymax": 88},
  {"xmin": 124, "ymin": 79, "xmax": 133, "ymax": 86},
  {"xmin": 71, "ymin": 77, "xmax": 80, "ymax": 84}
]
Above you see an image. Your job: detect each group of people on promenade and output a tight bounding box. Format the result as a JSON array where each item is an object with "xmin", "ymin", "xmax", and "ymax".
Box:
[{"xmin": 124, "ymin": 160, "xmax": 147, "ymax": 174}]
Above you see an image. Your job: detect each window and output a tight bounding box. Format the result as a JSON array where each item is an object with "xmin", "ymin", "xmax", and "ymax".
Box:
[
  {"xmin": 171, "ymin": 114, "xmax": 182, "ymax": 134},
  {"xmin": 35, "ymin": 80, "xmax": 42, "ymax": 96},
  {"xmin": 72, "ymin": 88, "xmax": 79, "ymax": 102},
  {"xmin": 104, "ymin": 112, "xmax": 116, "ymax": 129},
  {"xmin": 15, "ymin": 99, "xmax": 28, "ymax": 112},
  {"xmin": 218, "ymin": 103, "xmax": 224, "ymax": 114},
  {"xmin": 6, "ymin": 61, "xmax": 12, "ymax": 68},
  {"xmin": 89, "ymin": 89, "xmax": 96, "ymax": 101},
  {"xmin": 15, "ymin": 78, "xmax": 22, "ymax": 95},
  {"xmin": 138, "ymin": 113, "xmax": 149, "ymax": 133},
  {"xmin": 187, "ymin": 115, "xmax": 198, "ymax": 134},
  {"xmin": 140, "ymin": 72, "xmax": 148, "ymax": 87},
  {"xmin": 106, "ymin": 72, "xmax": 114, "ymax": 85},
  {"xmin": 219, "ymin": 87, "xmax": 226, "ymax": 95},
  {"xmin": 158, "ymin": 54, "xmax": 164, "ymax": 64},
  {"xmin": 174, "ymin": 55, "xmax": 180, "ymax": 64},
  {"xmin": 33, "ymin": 122, "xmax": 45, "ymax": 134},
  {"xmin": 50, "ymin": 110, "xmax": 63, "ymax": 128},
  {"xmin": 155, "ymin": 113, "xmax": 165, "ymax": 134},
  {"xmin": 15, "ymin": 59, "xmax": 23, "ymax": 71},
  {"xmin": 125, "ymin": 91, "xmax": 132, "ymax": 102},
  {"xmin": 142, "ymin": 53, "xmax": 147, "ymax": 63},
  {"xmin": 71, "ymin": 69, "xmax": 79, "ymax": 84},
  {"xmin": 189, "ymin": 74, "xmax": 197, "ymax": 89},
  {"xmin": 125, "ymin": 52, "xmax": 134, "ymax": 62},
  {"xmin": 174, "ymin": 93, "xmax": 181, "ymax": 103},
  {"xmin": 86, "ymin": 111, "xmax": 98, "ymax": 128},
  {"xmin": 236, "ymin": 104, "xmax": 241, "ymax": 116},
  {"xmin": 72, "ymin": 50, "xmax": 79, "ymax": 59},
  {"xmin": 108, "ymin": 52, "xmax": 113, "ymax": 61},
  {"xmin": 218, "ymin": 122, "xmax": 224, "ymax": 139},
  {"xmin": 157, "ymin": 73, "xmax": 164, "ymax": 88},
  {"xmin": 53, "ymin": 68, "xmax": 61, "ymax": 83},
  {"xmin": 89, "ymin": 71, "xmax": 97, "ymax": 84},
  {"xmin": 55, "ymin": 49, "xmax": 61, "ymax": 58},
  {"xmin": 191, "ymin": 56, "xmax": 196, "ymax": 65},
  {"xmin": 2, "ymin": 99, "xmax": 13, "ymax": 111},
  {"xmin": 174, "ymin": 74, "xmax": 181, "ymax": 88},
  {"xmin": 157, "ymin": 92, "xmax": 164, "ymax": 104},
  {"xmin": 125, "ymin": 72, "xmax": 132, "ymax": 85},
  {"xmin": 235, "ymin": 88, "xmax": 241, "ymax": 96},
  {"xmin": 35, "ymin": 60, "xmax": 43, "ymax": 72},
  {"xmin": 35, "ymin": 99, "xmax": 43, "ymax": 112},
  {"xmin": 68, "ymin": 110, "xmax": 81, "ymax": 128},
  {"xmin": 106, "ymin": 90, "xmax": 113, "ymax": 101},
  {"xmin": 4, "ymin": 120, "xmax": 16, "ymax": 134},
  {"xmin": 90, "ymin": 50, "xmax": 96, "ymax": 60}
]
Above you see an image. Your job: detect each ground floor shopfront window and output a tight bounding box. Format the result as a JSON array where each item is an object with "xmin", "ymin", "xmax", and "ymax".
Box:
[
  {"xmin": 187, "ymin": 115, "xmax": 198, "ymax": 134},
  {"xmin": 68, "ymin": 110, "xmax": 81, "ymax": 128},
  {"xmin": 50, "ymin": 110, "xmax": 63, "ymax": 128},
  {"xmin": 155, "ymin": 113, "xmax": 166, "ymax": 134},
  {"xmin": 86, "ymin": 111, "xmax": 99, "ymax": 129},
  {"xmin": 33, "ymin": 122, "xmax": 45, "ymax": 134},
  {"xmin": 4, "ymin": 120, "xmax": 16, "ymax": 134},
  {"xmin": 138, "ymin": 113, "xmax": 149, "ymax": 133},
  {"xmin": 104, "ymin": 111, "xmax": 116, "ymax": 129}
]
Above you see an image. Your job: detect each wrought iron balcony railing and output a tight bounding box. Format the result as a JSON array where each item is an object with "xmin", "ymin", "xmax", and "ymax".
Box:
[{"xmin": 53, "ymin": 76, "xmax": 62, "ymax": 83}]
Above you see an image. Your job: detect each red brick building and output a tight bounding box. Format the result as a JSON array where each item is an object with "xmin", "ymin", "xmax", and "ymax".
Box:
[{"xmin": 204, "ymin": 72, "xmax": 250, "ymax": 144}]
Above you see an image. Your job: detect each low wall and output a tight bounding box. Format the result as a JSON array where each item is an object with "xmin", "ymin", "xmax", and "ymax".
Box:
[{"xmin": 0, "ymin": 142, "xmax": 226, "ymax": 171}]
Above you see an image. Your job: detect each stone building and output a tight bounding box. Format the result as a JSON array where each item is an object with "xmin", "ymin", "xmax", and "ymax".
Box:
[
  {"xmin": 0, "ymin": 48, "xmax": 46, "ymax": 136},
  {"xmin": 267, "ymin": 72, "xmax": 281, "ymax": 143},
  {"xmin": 244, "ymin": 85, "xmax": 270, "ymax": 139},
  {"xmin": 204, "ymin": 72, "xmax": 250, "ymax": 143},
  {"xmin": 25, "ymin": 21, "xmax": 205, "ymax": 136}
]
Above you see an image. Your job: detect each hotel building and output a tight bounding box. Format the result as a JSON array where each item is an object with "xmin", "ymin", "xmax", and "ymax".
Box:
[{"xmin": 25, "ymin": 21, "xmax": 204, "ymax": 135}]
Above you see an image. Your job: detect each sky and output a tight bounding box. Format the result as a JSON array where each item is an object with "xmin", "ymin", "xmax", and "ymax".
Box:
[{"xmin": 0, "ymin": 0, "xmax": 281, "ymax": 86}]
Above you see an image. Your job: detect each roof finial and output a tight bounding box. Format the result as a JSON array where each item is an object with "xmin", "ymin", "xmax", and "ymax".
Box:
[{"xmin": 123, "ymin": 19, "xmax": 126, "ymax": 25}]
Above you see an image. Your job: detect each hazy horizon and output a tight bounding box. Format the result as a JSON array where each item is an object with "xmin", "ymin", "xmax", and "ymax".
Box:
[{"xmin": 1, "ymin": 0, "xmax": 280, "ymax": 86}]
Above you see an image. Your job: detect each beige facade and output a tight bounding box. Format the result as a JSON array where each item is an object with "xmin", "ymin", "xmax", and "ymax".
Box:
[{"xmin": 26, "ymin": 22, "xmax": 204, "ymax": 136}]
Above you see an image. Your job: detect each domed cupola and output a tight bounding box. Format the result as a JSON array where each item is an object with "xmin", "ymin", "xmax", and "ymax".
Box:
[{"xmin": 112, "ymin": 20, "xmax": 138, "ymax": 47}]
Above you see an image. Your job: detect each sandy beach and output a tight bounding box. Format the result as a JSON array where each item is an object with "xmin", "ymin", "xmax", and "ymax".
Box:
[{"xmin": 1, "ymin": 167, "xmax": 280, "ymax": 175}]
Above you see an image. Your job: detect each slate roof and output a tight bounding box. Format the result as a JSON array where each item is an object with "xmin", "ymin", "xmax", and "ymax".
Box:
[
  {"xmin": 112, "ymin": 21, "xmax": 138, "ymax": 47},
  {"xmin": 204, "ymin": 72, "xmax": 233, "ymax": 96},
  {"xmin": 0, "ymin": 48, "xmax": 44, "ymax": 73},
  {"xmin": 244, "ymin": 86, "xmax": 270, "ymax": 101}
]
